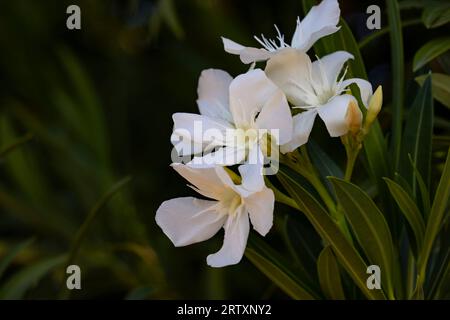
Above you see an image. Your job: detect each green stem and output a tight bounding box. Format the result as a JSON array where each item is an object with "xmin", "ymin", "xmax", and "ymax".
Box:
[
  {"xmin": 359, "ymin": 18, "xmax": 421, "ymax": 49},
  {"xmin": 265, "ymin": 177, "xmax": 300, "ymax": 211}
]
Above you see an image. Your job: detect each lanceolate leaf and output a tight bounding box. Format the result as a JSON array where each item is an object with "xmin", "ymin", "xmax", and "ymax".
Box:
[
  {"xmin": 401, "ymin": 75, "xmax": 434, "ymax": 196},
  {"xmin": 317, "ymin": 246, "xmax": 345, "ymax": 300},
  {"xmin": 418, "ymin": 148, "xmax": 450, "ymax": 278},
  {"xmin": 422, "ymin": 4, "xmax": 450, "ymax": 29},
  {"xmin": 416, "ymin": 73, "xmax": 450, "ymax": 110},
  {"xmin": 278, "ymin": 168, "xmax": 386, "ymax": 300},
  {"xmin": 384, "ymin": 178, "xmax": 426, "ymax": 250},
  {"xmin": 413, "ymin": 38, "xmax": 450, "ymax": 72},
  {"xmin": 246, "ymin": 236, "xmax": 318, "ymax": 300},
  {"xmin": 0, "ymin": 255, "xmax": 66, "ymax": 299},
  {"xmin": 386, "ymin": 0, "xmax": 405, "ymax": 171},
  {"xmin": 329, "ymin": 178, "xmax": 396, "ymax": 299}
]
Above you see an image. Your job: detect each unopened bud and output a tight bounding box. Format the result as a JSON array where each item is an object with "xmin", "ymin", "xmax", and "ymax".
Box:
[
  {"xmin": 346, "ymin": 100, "xmax": 362, "ymax": 135},
  {"xmin": 365, "ymin": 86, "xmax": 383, "ymax": 129}
]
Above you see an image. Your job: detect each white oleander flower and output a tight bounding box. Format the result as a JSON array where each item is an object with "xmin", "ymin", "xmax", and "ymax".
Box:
[
  {"xmin": 156, "ymin": 163, "xmax": 275, "ymax": 267},
  {"xmin": 221, "ymin": 0, "xmax": 340, "ymax": 64},
  {"xmin": 265, "ymin": 48, "xmax": 373, "ymax": 153},
  {"xmin": 171, "ymin": 68, "xmax": 293, "ymax": 168}
]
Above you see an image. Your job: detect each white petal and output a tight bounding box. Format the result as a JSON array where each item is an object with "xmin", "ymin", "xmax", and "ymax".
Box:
[
  {"xmin": 265, "ymin": 49, "xmax": 315, "ymax": 106},
  {"xmin": 318, "ymin": 94, "xmax": 361, "ymax": 137},
  {"xmin": 245, "ymin": 188, "xmax": 275, "ymax": 236},
  {"xmin": 171, "ymin": 163, "xmax": 228, "ymax": 199},
  {"xmin": 197, "ymin": 69, "xmax": 233, "ymax": 123},
  {"xmin": 221, "ymin": 37, "xmax": 272, "ymax": 64},
  {"xmin": 255, "ymin": 89, "xmax": 293, "ymax": 145},
  {"xmin": 207, "ymin": 208, "xmax": 250, "ymax": 267},
  {"xmin": 312, "ymin": 51, "xmax": 354, "ymax": 91},
  {"xmin": 281, "ymin": 109, "xmax": 318, "ymax": 153},
  {"xmin": 188, "ymin": 145, "xmax": 246, "ymax": 168},
  {"xmin": 156, "ymin": 197, "xmax": 225, "ymax": 247},
  {"xmin": 239, "ymin": 47, "xmax": 273, "ymax": 64},
  {"xmin": 238, "ymin": 163, "xmax": 265, "ymax": 193},
  {"xmin": 291, "ymin": 0, "xmax": 340, "ymax": 51},
  {"xmin": 229, "ymin": 69, "xmax": 278, "ymax": 128},
  {"xmin": 171, "ymin": 113, "xmax": 232, "ymax": 156},
  {"xmin": 341, "ymin": 78, "xmax": 373, "ymax": 108},
  {"xmin": 222, "ymin": 37, "xmax": 245, "ymax": 54}
]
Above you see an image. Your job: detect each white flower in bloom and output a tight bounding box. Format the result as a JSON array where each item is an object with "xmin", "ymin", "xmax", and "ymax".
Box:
[
  {"xmin": 156, "ymin": 163, "xmax": 275, "ymax": 267},
  {"xmin": 171, "ymin": 68, "xmax": 293, "ymax": 168},
  {"xmin": 221, "ymin": 0, "xmax": 340, "ymax": 64},
  {"xmin": 265, "ymin": 48, "xmax": 373, "ymax": 153}
]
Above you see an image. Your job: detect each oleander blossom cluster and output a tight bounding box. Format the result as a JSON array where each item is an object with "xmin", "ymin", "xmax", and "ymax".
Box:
[{"xmin": 156, "ymin": 0, "xmax": 375, "ymax": 267}]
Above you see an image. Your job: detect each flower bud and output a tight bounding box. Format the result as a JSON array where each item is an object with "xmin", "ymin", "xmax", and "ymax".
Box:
[
  {"xmin": 365, "ymin": 86, "xmax": 383, "ymax": 129},
  {"xmin": 345, "ymin": 100, "xmax": 362, "ymax": 135}
]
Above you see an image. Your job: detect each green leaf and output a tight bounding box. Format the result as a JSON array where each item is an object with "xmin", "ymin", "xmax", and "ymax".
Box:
[
  {"xmin": 418, "ymin": 148, "xmax": 450, "ymax": 278},
  {"xmin": 329, "ymin": 178, "xmax": 396, "ymax": 299},
  {"xmin": 246, "ymin": 236, "xmax": 317, "ymax": 300},
  {"xmin": 278, "ymin": 168, "xmax": 386, "ymax": 300},
  {"xmin": 413, "ymin": 38, "xmax": 450, "ymax": 72},
  {"xmin": 401, "ymin": 75, "xmax": 434, "ymax": 196},
  {"xmin": 408, "ymin": 155, "xmax": 431, "ymax": 217},
  {"xmin": 0, "ymin": 238, "xmax": 35, "ymax": 280},
  {"xmin": 0, "ymin": 255, "xmax": 66, "ymax": 299},
  {"xmin": 422, "ymin": 4, "xmax": 450, "ymax": 29},
  {"xmin": 125, "ymin": 286, "xmax": 154, "ymax": 300},
  {"xmin": 416, "ymin": 73, "xmax": 450, "ymax": 110},
  {"xmin": 317, "ymin": 246, "xmax": 345, "ymax": 300},
  {"xmin": 384, "ymin": 178, "xmax": 425, "ymax": 250},
  {"xmin": 307, "ymin": 140, "xmax": 343, "ymax": 197},
  {"xmin": 387, "ymin": 0, "xmax": 405, "ymax": 170}
]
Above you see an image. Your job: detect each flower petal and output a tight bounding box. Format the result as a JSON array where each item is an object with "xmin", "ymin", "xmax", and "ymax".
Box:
[
  {"xmin": 229, "ymin": 69, "xmax": 278, "ymax": 128},
  {"xmin": 265, "ymin": 49, "xmax": 315, "ymax": 107},
  {"xmin": 291, "ymin": 0, "xmax": 340, "ymax": 51},
  {"xmin": 171, "ymin": 113, "xmax": 232, "ymax": 156},
  {"xmin": 222, "ymin": 37, "xmax": 272, "ymax": 64},
  {"xmin": 341, "ymin": 78, "xmax": 373, "ymax": 108},
  {"xmin": 255, "ymin": 89, "xmax": 293, "ymax": 145},
  {"xmin": 318, "ymin": 94, "xmax": 361, "ymax": 137},
  {"xmin": 281, "ymin": 109, "xmax": 318, "ymax": 153},
  {"xmin": 197, "ymin": 69, "xmax": 233, "ymax": 123},
  {"xmin": 171, "ymin": 163, "xmax": 228, "ymax": 199},
  {"xmin": 207, "ymin": 208, "xmax": 250, "ymax": 267},
  {"xmin": 312, "ymin": 51, "xmax": 354, "ymax": 91},
  {"xmin": 245, "ymin": 188, "xmax": 275, "ymax": 236},
  {"xmin": 188, "ymin": 145, "xmax": 247, "ymax": 168},
  {"xmin": 156, "ymin": 197, "xmax": 225, "ymax": 247},
  {"xmin": 222, "ymin": 37, "xmax": 245, "ymax": 54},
  {"xmin": 238, "ymin": 163, "xmax": 265, "ymax": 193}
]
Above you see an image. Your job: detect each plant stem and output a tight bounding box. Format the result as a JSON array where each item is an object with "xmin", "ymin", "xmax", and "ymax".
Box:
[{"xmin": 264, "ymin": 177, "xmax": 300, "ymax": 211}]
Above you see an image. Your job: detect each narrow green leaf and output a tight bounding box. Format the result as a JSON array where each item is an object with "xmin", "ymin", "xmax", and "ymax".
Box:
[
  {"xmin": 246, "ymin": 236, "xmax": 317, "ymax": 300},
  {"xmin": 0, "ymin": 238, "xmax": 35, "ymax": 280},
  {"xmin": 401, "ymin": 75, "xmax": 434, "ymax": 196},
  {"xmin": 278, "ymin": 168, "xmax": 386, "ymax": 300},
  {"xmin": 408, "ymin": 155, "xmax": 431, "ymax": 217},
  {"xmin": 387, "ymin": 0, "xmax": 405, "ymax": 170},
  {"xmin": 317, "ymin": 246, "xmax": 345, "ymax": 300},
  {"xmin": 384, "ymin": 178, "xmax": 425, "ymax": 250},
  {"xmin": 422, "ymin": 4, "xmax": 450, "ymax": 29},
  {"xmin": 330, "ymin": 177, "xmax": 396, "ymax": 299},
  {"xmin": 416, "ymin": 73, "xmax": 450, "ymax": 110},
  {"xmin": 418, "ymin": 148, "xmax": 450, "ymax": 278},
  {"xmin": 0, "ymin": 255, "xmax": 66, "ymax": 299},
  {"xmin": 413, "ymin": 38, "xmax": 450, "ymax": 72}
]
